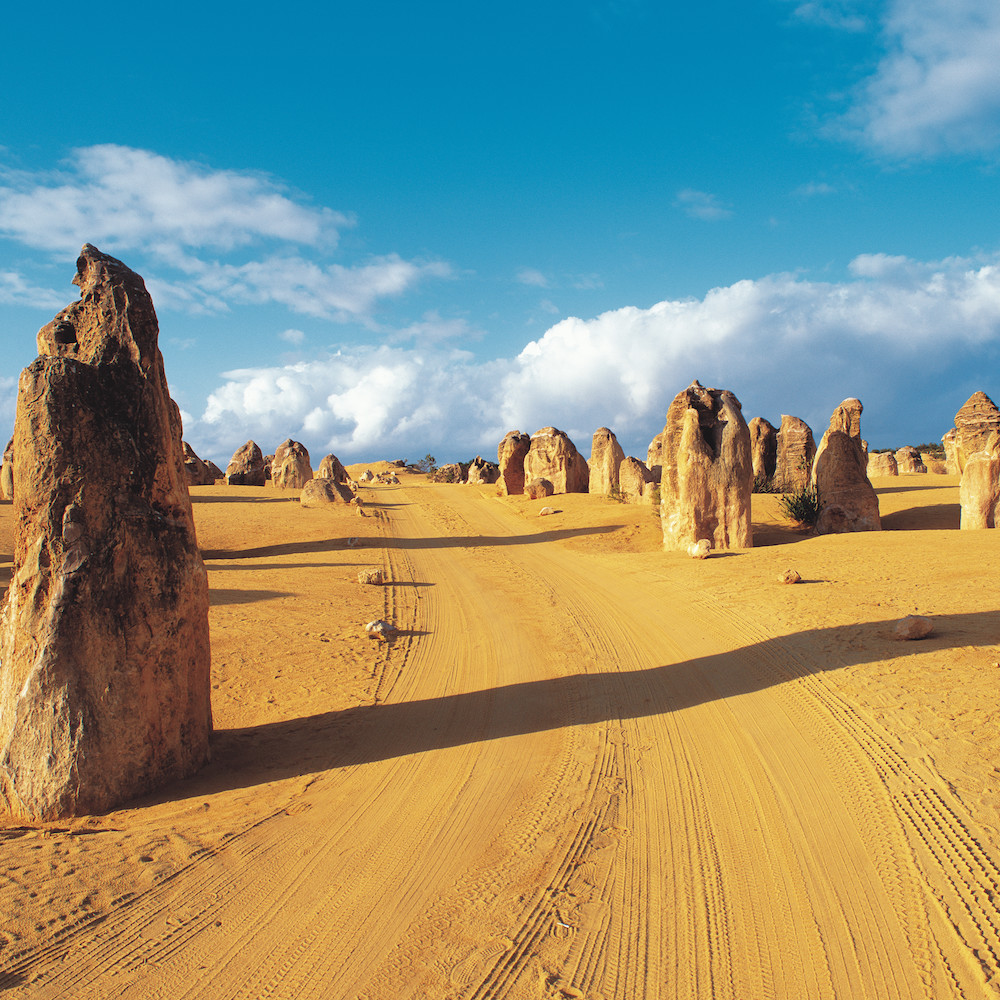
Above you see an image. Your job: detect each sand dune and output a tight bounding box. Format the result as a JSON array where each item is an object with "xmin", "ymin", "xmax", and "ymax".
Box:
[{"xmin": 0, "ymin": 471, "xmax": 998, "ymax": 998}]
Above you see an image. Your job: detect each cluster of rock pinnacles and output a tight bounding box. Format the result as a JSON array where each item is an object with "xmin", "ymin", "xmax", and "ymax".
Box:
[{"xmin": 1, "ymin": 247, "xmax": 998, "ymax": 819}]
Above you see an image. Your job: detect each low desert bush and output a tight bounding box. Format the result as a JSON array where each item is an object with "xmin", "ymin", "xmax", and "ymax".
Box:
[
  {"xmin": 779, "ymin": 485, "xmax": 821, "ymax": 526},
  {"xmin": 752, "ymin": 473, "xmax": 777, "ymax": 494}
]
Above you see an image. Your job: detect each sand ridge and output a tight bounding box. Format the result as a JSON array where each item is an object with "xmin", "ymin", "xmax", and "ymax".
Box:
[{"xmin": 0, "ymin": 472, "xmax": 998, "ymax": 998}]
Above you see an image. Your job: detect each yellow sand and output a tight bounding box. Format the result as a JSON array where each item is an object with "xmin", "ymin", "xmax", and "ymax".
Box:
[{"xmin": 0, "ymin": 471, "xmax": 998, "ymax": 998}]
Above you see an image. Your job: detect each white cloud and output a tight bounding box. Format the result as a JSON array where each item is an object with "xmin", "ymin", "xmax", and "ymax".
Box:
[
  {"xmin": 674, "ymin": 189, "xmax": 733, "ymax": 221},
  {"xmin": 185, "ymin": 251, "xmax": 1000, "ymax": 465},
  {"xmin": 845, "ymin": 0, "xmax": 1000, "ymax": 157},
  {"xmin": 0, "ymin": 271, "xmax": 65, "ymax": 309},
  {"xmin": 788, "ymin": 0, "xmax": 868, "ymax": 32},
  {"xmin": 280, "ymin": 328, "xmax": 306, "ymax": 345},
  {"xmin": 793, "ymin": 181, "xmax": 837, "ymax": 197},
  {"xmin": 391, "ymin": 310, "xmax": 480, "ymax": 344},
  {"xmin": 516, "ymin": 268, "xmax": 550, "ymax": 288}
]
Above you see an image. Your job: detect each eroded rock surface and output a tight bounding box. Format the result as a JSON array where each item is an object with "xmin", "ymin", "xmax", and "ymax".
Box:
[
  {"xmin": 959, "ymin": 432, "xmax": 1000, "ymax": 529},
  {"xmin": 775, "ymin": 415, "xmax": 816, "ymax": 491},
  {"xmin": 467, "ymin": 456, "xmax": 500, "ymax": 485},
  {"xmin": 183, "ymin": 442, "xmax": 215, "ymax": 486},
  {"xmin": 497, "ymin": 431, "xmax": 530, "ymax": 496},
  {"xmin": 748, "ymin": 417, "xmax": 777, "ymax": 483},
  {"xmin": 0, "ymin": 245, "xmax": 211, "ymax": 820},
  {"xmin": 226, "ymin": 441, "xmax": 266, "ymax": 487},
  {"xmin": 1, "ymin": 437, "xmax": 12, "ymax": 501},
  {"xmin": 301, "ymin": 478, "xmax": 355, "ymax": 507},
  {"xmin": 894, "ymin": 446, "xmax": 927, "ymax": 474},
  {"xmin": 619, "ymin": 456, "xmax": 656, "ymax": 504},
  {"xmin": 317, "ymin": 453, "xmax": 350, "ymax": 484},
  {"xmin": 647, "ymin": 433, "xmax": 663, "ymax": 482},
  {"xmin": 866, "ymin": 451, "xmax": 898, "ymax": 478},
  {"xmin": 660, "ymin": 380, "xmax": 752, "ymax": 551},
  {"xmin": 589, "ymin": 427, "xmax": 626, "ymax": 496},
  {"xmin": 525, "ymin": 478, "xmax": 555, "ymax": 499},
  {"xmin": 523, "ymin": 427, "xmax": 589, "ymax": 495},
  {"xmin": 272, "ymin": 439, "xmax": 313, "ymax": 489}
]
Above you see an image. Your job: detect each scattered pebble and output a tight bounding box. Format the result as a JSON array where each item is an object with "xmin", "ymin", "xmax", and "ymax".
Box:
[
  {"xmin": 778, "ymin": 569, "xmax": 802, "ymax": 584},
  {"xmin": 895, "ymin": 615, "xmax": 934, "ymax": 640},
  {"xmin": 358, "ymin": 569, "xmax": 384, "ymax": 585},
  {"xmin": 538, "ymin": 506, "xmax": 556, "ymax": 516},
  {"xmin": 364, "ymin": 620, "xmax": 397, "ymax": 641},
  {"xmin": 687, "ymin": 539, "xmax": 712, "ymax": 559}
]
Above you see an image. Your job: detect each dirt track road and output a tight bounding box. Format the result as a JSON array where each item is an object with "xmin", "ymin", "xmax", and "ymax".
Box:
[{"xmin": 3, "ymin": 479, "xmax": 999, "ymax": 998}]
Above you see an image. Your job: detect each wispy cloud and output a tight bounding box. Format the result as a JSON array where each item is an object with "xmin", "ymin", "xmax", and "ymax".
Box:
[
  {"xmin": 786, "ymin": 0, "xmax": 868, "ymax": 32},
  {"xmin": 516, "ymin": 267, "xmax": 550, "ymax": 288},
  {"xmin": 793, "ymin": 181, "xmax": 837, "ymax": 197},
  {"xmin": 0, "ymin": 270, "xmax": 66, "ymax": 309},
  {"xmin": 280, "ymin": 328, "xmax": 306, "ymax": 345},
  {"xmin": 673, "ymin": 189, "xmax": 733, "ymax": 221}
]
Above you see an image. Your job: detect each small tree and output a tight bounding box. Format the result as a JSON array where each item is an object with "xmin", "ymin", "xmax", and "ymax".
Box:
[{"xmin": 415, "ymin": 454, "xmax": 437, "ymax": 473}]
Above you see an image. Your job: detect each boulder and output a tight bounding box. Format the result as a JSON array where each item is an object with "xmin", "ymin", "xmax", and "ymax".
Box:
[
  {"xmin": 619, "ymin": 456, "xmax": 656, "ymax": 504},
  {"xmin": 920, "ymin": 453, "xmax": 946, "ymax": 474},
  {"xmin": 225, "ymin": 441, "xmax": 266, "ymax": 486},
  {"xmin": 523, "ymin": 427, "xmax": 589, "ymax": 495},
  {"xmin": 0, "ymin": 245, "xmax": 211, "ymax": 820},
  {"xmin": 959, "ymin": 432, "xmax": 1000, "ymax": 529},
  {"xmin": 183, "ymin": 441, "xmax": 215, "ymax": 486},
  {"xmin": 810, "ymin": 398, "xmax": 881, "ymax": 534},
  {"xmin": 647, "ymin": 432, "xmax": 663, "ymax": 481},
  {"xmin": 359, "ymin": 469, "xmax": 375, "ymax": 482},
  {"xmin": 688, "ymin": 539, "xmax": 712, "ymax": 559},
  {"xmin": 301, "ymin": 477, "xmax": 355, "ymax": 507},
  {"xmin": 588, "ymin": 427, "xmax": 626, "ymax": 496},
  {"xmin": 748, "ymin": 417, "xmax": 777, "ymax": 483},
  {"xmin": 316, "ymin": 453, "xmax": 350, "ymax": 483},
  {"xmin": 866, "ymin": 451, "xmax": 898, "ymax": 478},
  {"xmin": 429, "ymin": 463, "xmax": 463, "ymax": 483},
  {"xmin": 205, "ymin": 461, "xmax": 224, "ymax": 481},
  {"xmin": 778, "ymin": 569, "xmax": 802, "ymax": 584},
  {"xmin": 272, "ymin": 439, "xmax": 313, "ymax": 489},
  {"xmin": 775, "ymin": 415, "xmax": 816, "ymax": 491},
  {"xmin": 660, "ymin": 380, "xmax": 753, "ymax": 551},
  {"xmin": 467, "ymin": 455, "xmax": 500, "ymax": 485},
  {"xmin": 949, "ymin": 391, "xmax": 1000, "ymax": 474},
  {"xmin": 497, "ymin": 431, "xmax": 531, "ymax": 496},
  {"xmin": 525, "ymin": 477, "xmax": 555, "ymax": 499},
  {"xmin": 894, "ymin": 446, "xmax": 927, "ymax": 474},
  {"xmin": 0, "ymin": 437, "xmax": 12, "ymax": 501},
  {"xmin": 895, "ymin": 615, "xmax": 934, "ymax": 640}
]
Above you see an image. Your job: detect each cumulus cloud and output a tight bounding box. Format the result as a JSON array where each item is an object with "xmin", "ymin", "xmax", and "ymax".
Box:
[
  {"xmin": 845, "ymin": 0, "xmax": 1000, "ymax": 157},
  {"xmin": 673, "ymin": 189, "xmax": 733, "ymax": 221},
  {"xmin": 185, "ymin": 251, "xmax": 1000, "ymax": 465}
]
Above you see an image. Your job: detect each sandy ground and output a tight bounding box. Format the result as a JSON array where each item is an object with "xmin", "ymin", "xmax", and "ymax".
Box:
[{"xmin": 0, "ymin": 468, "xmax": 998, "ymax": 998}]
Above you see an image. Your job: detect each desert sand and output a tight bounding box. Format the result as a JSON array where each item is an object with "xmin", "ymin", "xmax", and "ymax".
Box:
[{"xmin": 0, "ymin": 468, "xmax": 998, "ymax": 998}]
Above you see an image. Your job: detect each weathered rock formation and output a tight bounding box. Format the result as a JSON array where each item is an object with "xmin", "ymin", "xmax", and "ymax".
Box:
[
  {"xmin": 945, "ymin": 392, "xmax": 1000, "ymax": 474},
  {"xmin": 660, "ymin": 380, "xmax": 752, "ymax": 551},
  {"xmin": 942, "ymin": 429, "xmax": 960, "ymax": 474},
  {"xmin": 748, "ymin": 417, "xmax": 777, "ymax": 482},
  {"xmin": 775, "ymin": 415, "xmax": 816, "ymax": 491},
  {"xmin": 866, "ymin": 451, "xmax": 898, "ymax": 478},
  {"xmin": 301, "ymin": 478, "xmax": 355, "ymax": 507},
  {"xmin": 523, "ymin": 428, "xmax": 589, "ymax": 495},
  {"xmin": 959, "ymin": 432, "xmax": 1000, "ymax": 529},
  {"xmin": 0, "ymin": 437, "xmax": 12, "ymax": 501},
  {"xmin": 810, "ymin": 398, "xmax": 881, "ymax": 534},
  {"xmin": 183, "ymin": 442, "xmax": 215, "ymax": 486},
  {"xmin": 317, "ymin": 453, "xmax": 350, "ymax": 484},
  {"xmin": 619, "ymin": 456, "xmax": 656, "ymax": 504},
  {"xmin": 467, "ymin": 456, "xmax": 500, "ymax": 485},
  {"xmin": 894, "ymin": 446, "xmax": 927, "ymax": 474},
  {"xmin": 205, "ymin": 460, "xmax": 224, "ymax": 481},
  {"xmin": 0, "ymin": 245, "xmax": 211, "ymax": 820},
  {"xmin": 225, "ymin": 441, "xmax": 266, "ymax": 486},
  {"xmin": 262, "ymin": 454, "xmax": 274, "ymax": 480},
  {"xmin": 272, "ymin": 439, "xmax": 313, "ymax": 489},
  {"xmin": 647, "ymin": 433, "xmax": 663, "ymax": 481},
  {"xmin": 525, "ymin": 477, "xmax": 554, "ymax": 499},
  {"xmin": 429, "ymin": 463, "xmax": 464, "ymax": 483},
  {"xmin": 589, "ymin": 427, "xmax": 626, "ymax": 496},
  {"xmin": 497, "ymin": 431, "xmax": 530, "ymax": 496}
]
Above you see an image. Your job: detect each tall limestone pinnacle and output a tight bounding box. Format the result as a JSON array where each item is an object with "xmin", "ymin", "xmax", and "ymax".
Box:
[{"xmin": 0, "ymin": 245, "xmax": 212, "ymax": 820}]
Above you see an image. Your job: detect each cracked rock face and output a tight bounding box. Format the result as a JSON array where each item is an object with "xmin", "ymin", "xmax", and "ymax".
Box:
[
  {"xmin": 0, "ymin": 245, "xmax": 211, "ymax": 820},
  {"xmin": 588, "ymin": 427, "xmax": 625, "ymax": 497},
  {"xmin": 272, "ymin": 439, "xmax": 313, "ymax": 489},
  {"xmin": 497, "ymin": 431, "xmax": 530, "ymax": 497},
  {"xmin": 523, "ymin": 427, "xmax": 589, "ymax": 496},
  {"xmin": 226, "ymin": 440, "xmax": 266, "ymax": 486}
]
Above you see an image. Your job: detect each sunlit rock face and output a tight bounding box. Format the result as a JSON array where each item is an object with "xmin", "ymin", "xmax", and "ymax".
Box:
[
  {"xmin": 660, "ymin": 380, "xmax": 752, "ymax": 552},
  {"xmin": 588, "ymin": 427, "xmax": 625, "ymax": 496},
  {"xmin": 523, "ymin": 427, "xmax": 589, "ymax": 495},
  {"xmin": 946, "ymin": 391, "xmax": 1000, "ymax": 475},
  {"xmin": 619, "ymin": 456, "xmax": 656, "ymax": 505},
  {"xmin": 272, "ymin": 439, "xmax": 313, "ymax": 489},
  {"xmin": 497, "ymin": 431, "xmax": 530, "ymax": 496},
  {"xmin": 960, "ymin": 432, "xmax": 1000, "ymax": 529},
  {"xmin": 226, "ymin": 441, "xmax": 266, "ymax": 486},
  {"xmin": 0, "ymin": 245, "xmax": 211, "ymax": 821},
  {"xmin": 774, "ymin": 415, "xmax": 816, "ymax": 491},
  {"xmin": 748, "ymin": 417, "xmax": 777, "ymax": 482}
]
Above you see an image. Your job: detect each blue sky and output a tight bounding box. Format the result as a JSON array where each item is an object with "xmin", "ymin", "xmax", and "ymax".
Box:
[{"xmin": 2, "ymin": 0, "xmax": 999, "ymax": 466}]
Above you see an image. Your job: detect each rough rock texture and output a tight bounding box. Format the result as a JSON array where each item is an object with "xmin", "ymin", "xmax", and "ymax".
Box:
[
  {"xmin": 205, "ymin": 460, "xmax": 224, "ymax": 481},
  {"xmin": 523, "ymin": 427, "xmax": 589, "ymax": 495},
  {"xmin": 225, "ymin": 441, "xmax": 266, "ymax": 487},
  {"xmin": 1, "ymin": 437, "xmax": 12, "ymax": 501},
  {"xmin": 660, "ymin": 380, "xmax": 753, "ymax": 551},
  {"xmin": 429, "ymin": 463, "xmax": 463, "ymax": 483},
  {"xmin": 894, "ymin": 446, "xmax": 927, "ymax": 474},
  {"xmin": 810, "ymin": 398, "xmax": 881, "ymax": 534},
  {"xmin": 921, "ymin": 453, "xmax": 946, "ymax": 474},
  {"xmin": 688, "ymin": 539, "xmax": 712, "ymax": 559},
  {"xmin": 300, "ymin": 478, "xmax": 355, "ymax": 507},
  {"xmin": 467, "ymin": 456, "xmax": 500, "ymax": 485},
  {"xmin": 0, "ymin": 245, "xmax": 211, "ymax": 821},
  {"xmin": 525, "ymin": 477, "xmax": 555, "ymax": 499},
  {"xmin": 619, "ymin": 456, "xmax": 656, "ymax": 504},
  {"xmin": 262, "ymin": 455, "xmax": 274, "ymax": 480},
  {"xmin": 316, "ymin": 453, "xmax": 350, "ymax": 484},
  {"xmin": 497, "ymin": 431, "xmax": 530, "ymax": 496},
  {"xmin": 942, "ymin": 429, "xmax": 960, "ymax": 475},
  {"xmin": 866, "ymin": 451, "xmax": 898, "ymax": 478},
  {"xmin": 775, "ymin": 415, "xmax": 816, "ymax": 491},
  {"xmin": 183, "ymin": 442, "xmax": 215, "ymax": 486},
  {"xmin": 779, "ymin": 569, "xmax": 802, "ymax": 584},
  {"xmin": 950, "ymin": 391, "xmax": 1000, "ymax": 474},
  {"xmin": 748, "ymin": 417, "xmax": 777, "ymax": 482},
  {"xmin": 272, "ymin": 439, "xmax": 313, "ymax": 489},
  {"xmin": 647, "ymin": 433, "xmax": 663, "ymax": 481},
  {"xmin": 895, "ymin": 615, "xmax": 934, "ymax": 640},
  {"xmin": 959, "ymin": 432, "xmax": 1000, "ymax": 529},
  {"xmin": 588, "ymin": 427, "xmax": 626, "ymax": 496}
]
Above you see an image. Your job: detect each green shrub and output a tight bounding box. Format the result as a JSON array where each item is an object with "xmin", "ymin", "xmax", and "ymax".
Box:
[
  {"xmin": 779, "ymin": 485, "xmax": 821, "ymax": 526},
  {"xmin": 752, "ymin": 473, "xmax": 777, "ymax": 494}
]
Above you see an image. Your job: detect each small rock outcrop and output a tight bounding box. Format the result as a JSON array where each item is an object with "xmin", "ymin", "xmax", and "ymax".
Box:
[
  {"xmin": 778, "ymin": 569, "xmax": 802, "ymax": 584},
  {"xmin": 497, "ymin": 431, "xmax": 531, "ymax": 496},
  {"xmin": 866, "ymin": 451, "xmax": 898, "ymax": 478},
  {"xmin": 959, "ymin": 432, "xmax": 1000, "ymax": 529},
  {"xmin": 775, "ymin": 415, "xmax": 816, "ymax": 491},
  {"xmin": 894, "ymin": 446, "xmax": 927, "ymax": 474},
  {"xmin": 301, "ymin": 478, "xmax": 355, "ymax": 507},
  {"xmin": 647, "ymin": 433, "xmax": 663, "ymax": 481},
  {"xmin": 262, "ymin": 454, "xmax": 274, "ymax": 480},
  {"xmin": 811, "ymin": 398, "xmax": 880, "ymax": 534},
  {"xmin": 226, "ymin": 441, "xmax": 266, "ymax": 486},
  {"xmin": 523, "ymin": 428, "xmax": 589, "ymax": 495},
  {"xmin": 589, "ymin": 427, "xmax": 626, "ymax": 496},
  {"xmin": 272, "ymin": 439, "xmax": 313, "ymax": 489},
  {"xmin": 948, "ymin": 391, "xmax": 1000, "ymax": 474},
  {"xmin": 748, "ymin": 417, "xmax": 777, "ymax": 483},
  {"xmin": 525, "ymin": 478, "xmax": 555, "ymax": 499},
  {"xmin": 618, "ymin": 456, "xmax": 656, "ymax": 504},
  {"xmin": 429, "ymin": 463, "xmax": 463, "ymax": 483},
  {"xmin": 0, "ymin": 437, "xmax": 12, "ymax": 500},
  {"xmin": 660, "ymin": 380, "xmax": 752, "ymax": 551},
  {"xmin": 183, "ymin": 442, "xmax": 215, "ymax": 486},
  {"xmin": 316, "ymin": 453, "xmax": 350, "ymax": 484},
  {"xmin": 467, "ymin": 456, "xmax": 500, "ymax": 485},
  {"xmin": 0, "ymin": 245, "xmax": 211, "ymax": 820}
]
